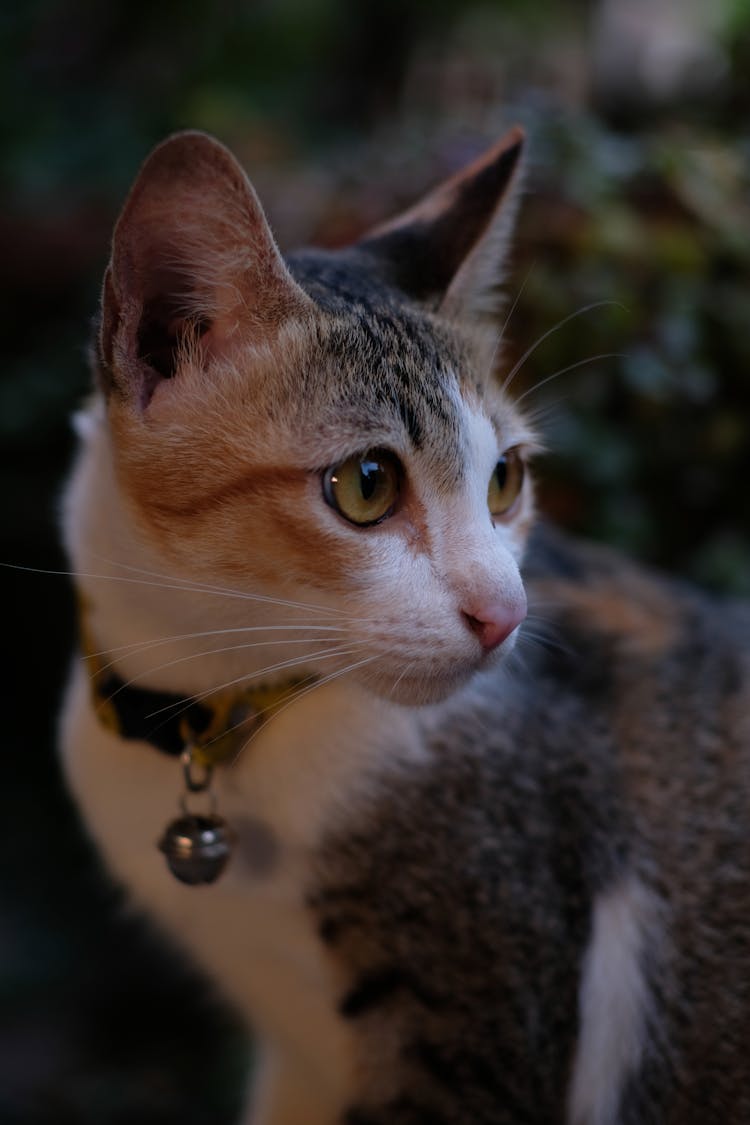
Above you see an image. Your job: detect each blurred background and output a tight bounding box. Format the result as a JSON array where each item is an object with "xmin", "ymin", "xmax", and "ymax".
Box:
[{"xmin": 2, "ymin": 1, "xmax": 749, "ymax": 1121}]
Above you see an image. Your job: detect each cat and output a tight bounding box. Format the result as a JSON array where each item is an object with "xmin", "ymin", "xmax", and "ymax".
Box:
[{"xmin": 59, "ymin": 126, "xmax": 750, "ymax": 1125}]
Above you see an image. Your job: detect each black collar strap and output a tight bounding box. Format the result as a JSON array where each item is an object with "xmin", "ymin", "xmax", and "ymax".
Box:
[
  {"xmin": 79, "ymin": 607, "xmax": 315, "ymax": 766},
  {"xmin": 90, "ymin": 667, "xmax": 214, "ymax": 757}
]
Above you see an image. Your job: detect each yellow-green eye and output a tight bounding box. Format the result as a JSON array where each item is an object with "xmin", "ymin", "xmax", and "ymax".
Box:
[
  {"xmin": 323, "ymin": 449, "xmax": 402, "ymax": 526},
  {"xmin": 488, "ymin": 448, "xmax": 524, "ymax": 518}
]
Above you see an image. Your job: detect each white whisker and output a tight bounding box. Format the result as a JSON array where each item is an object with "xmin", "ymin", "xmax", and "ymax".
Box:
[
  {"xmin": 390, "ymin": 657, "xmax": 416, "ymax": 697},
  {"xmin": 230, "ymin": 653, "xmax": 378, "ymax": 766},
  {"xmin": 514, "ymin": 354, "xmax": 624, "ymax": 406},
  {"xmin": 142, "ymin": 643, "xmax": 364, "ymax": 720},
  {"xmin": 198, "ymin": 650, "xmax": 373, "ymax": 760},
  {"xmin": 501, "ymin": 301, "xmax": 625, "ymax": 394},
  {"xmin": 85, "ymin": 623, "xmax": 348, "ymax": 669},
  {"xmin": 95, "ymin": 636, "xmax": 351, "ymax": 687},
  {"xmin": 488, "ymin": 262, "xmax": 536, "ymax": 375},
  {"xmin": 5, "ymin": 559, "xmax": 354, "ymax": 619},
  {"xmin": 88, "ymin": 552, "xmax": 350, "ymax": 617}
]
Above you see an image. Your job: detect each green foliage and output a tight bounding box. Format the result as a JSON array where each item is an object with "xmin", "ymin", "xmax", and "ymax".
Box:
[
  {"xmin": 1, "ymin": 3, "xmax": 749, "ymax": 1120},
  {"xmin": 508, "ymin": 109, "xmax": 750, "ymax": 593},
  {"xmin": 3, "ymin": 0, "xmax": 748, "ymax": 590}
]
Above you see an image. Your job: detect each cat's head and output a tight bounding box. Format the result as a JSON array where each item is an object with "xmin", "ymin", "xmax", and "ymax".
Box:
[{"xmin": 94, "ymin": 129, "xmax": 537, "ymax": 704}]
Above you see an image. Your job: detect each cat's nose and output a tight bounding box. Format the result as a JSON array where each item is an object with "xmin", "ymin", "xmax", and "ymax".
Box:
[{"xmin": 462, "ymin": 596, "xmax": 527, "ymax": 652}]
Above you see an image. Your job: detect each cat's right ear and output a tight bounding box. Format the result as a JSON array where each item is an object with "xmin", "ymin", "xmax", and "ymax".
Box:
[
  {"xmin": 98, "ymin": 131, "xmax": 312, "ymax": 408},
  {"xmin": 356, "ymin": 127, "xmax": 525, "ymax": 322}
]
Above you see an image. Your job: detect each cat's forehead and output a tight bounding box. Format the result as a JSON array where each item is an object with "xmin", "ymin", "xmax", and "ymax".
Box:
[
  {"xmin": 289, "ymin": 247, "xmax": 468, "ymax": 383},
  {"xmin": 287, "ymin": 249, "xmax": 512, "ymax": 484}
]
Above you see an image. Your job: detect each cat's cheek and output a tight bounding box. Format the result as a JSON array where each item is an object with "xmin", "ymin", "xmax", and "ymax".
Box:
[{"xmin": 344, "ymin": 593, "xmax": 525, "ymax": 706}]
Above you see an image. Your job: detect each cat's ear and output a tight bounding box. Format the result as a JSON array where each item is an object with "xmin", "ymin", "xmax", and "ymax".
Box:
[
  {"xmin": 357, "ymin": 127, "xmax": 524, "ymax": 320},
  {"xmin": 99, "ymin": 131, "xmax": 312, "ymax": 406}
]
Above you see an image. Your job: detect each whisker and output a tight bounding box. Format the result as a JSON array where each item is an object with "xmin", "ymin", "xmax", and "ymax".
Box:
[
  {"xmin": 230, "ymin": 653, "xmax": 378, "ymax": 766},
  {"xmin": 513, "ymin": 354, "xmax": 624, "ymax": 406},
  {"xmin": 86, "ymin": 623, "xmax": 348, "ymax": 669},
  {"xmin": 199, "ymin": 649, "xmax": 371, "ymax": 760},
  {"xmin": 501, "ymin": 301, "xmax": 625, "ymax": 394},
  {"xmin": 4, "ymin": 563, "xmax": 279, "ymax": 601},
  {"xmin": 5, "ymin": 560, "xmax": 354, "ymax": 620},
  {"xmin": 88, "ymin": 552, "xmax": 350, "ymax": 618},
  {"xmin": 488, "ymin": 262, "xmax": 536, "ymax": 375},
  {"xmin": 390, "ymin": 657, "xmax": 416, "ymax": 697},
  {"xmin": 516, "ymin": 397, "xmax": 564, "ymax": 431},
  {"xmin": 142, "ymin": 644, "xmax": 362, "ymax": 720},
  {"xmin": 96, "ymin": 642, "xmax": 366, "ymax": 752},
  {"xmin": 519, "ymin": 610, "xmax": 574, "ymax": 656},
  {"xmin": 94, "ymin": 636, "xmax": 350, "ymax": 687},
  {"xmin": 7, "ymin": 558, "xmax": 380, "ymax": 637},
  {"xmin": 519, "ymin": 628, "xmax": 573, "ymax": 659}
]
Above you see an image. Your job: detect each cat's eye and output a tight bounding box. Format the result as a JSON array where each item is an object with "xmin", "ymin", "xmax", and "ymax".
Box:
[
  {"xmin": 323, "ymin": 449, "xmax": 401, "ymax": 527},
  {"xmin": 488, "ymin": 448, "xmax": 524, "ymax": 518}
]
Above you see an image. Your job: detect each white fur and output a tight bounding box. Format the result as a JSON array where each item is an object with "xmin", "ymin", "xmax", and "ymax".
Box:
[
  {"xmin": 567, "ymin": 876, "xmax": 662, "ymax": 1125},
  {"xmin": 61, "ymin": 130, "xmax": 542, "ymax": 1123},
  {"xmin": 61, "ymin": 405, "xmax": 440, "ymax": 1124},
  {"xmin": 331, "ymin": 393, "xmax": 531, "ymax": 704},
  {"xmin": 62, "ymin": 665, "xmax": 426, "ymax": 1124},
  {"xmin": 60, "ymin": 390, "xmax": 528, "ymax": 1123}
]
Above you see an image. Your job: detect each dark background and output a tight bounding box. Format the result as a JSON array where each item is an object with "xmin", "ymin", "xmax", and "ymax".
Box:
[{"xmin": 2, "ymin": 1, "xmax": 749, "ymax": 1121}]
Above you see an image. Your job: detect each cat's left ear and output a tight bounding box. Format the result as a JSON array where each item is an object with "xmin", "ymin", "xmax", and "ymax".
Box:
[{"xmin": 357, "ymin": 127, "xmax": 524, "ymax": 320}]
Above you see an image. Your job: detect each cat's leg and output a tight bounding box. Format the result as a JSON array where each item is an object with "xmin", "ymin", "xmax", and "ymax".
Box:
[{"xmin": 241, "ymin": 1045, "xmax": 342, "ymax": 1125}]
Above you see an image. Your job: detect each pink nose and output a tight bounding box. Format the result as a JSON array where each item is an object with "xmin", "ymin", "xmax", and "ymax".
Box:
[{"xmin": 462, "ymin": 595, "xmax": 527, "ymax": 652}]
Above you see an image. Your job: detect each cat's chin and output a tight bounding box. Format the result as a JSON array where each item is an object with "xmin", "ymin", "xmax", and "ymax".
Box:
[
  {"xmin": 362, "ymin": 665, "xmax": 477, "ymax": 708},
  {"xmin": 361, "ymin": 633, "xmax": 521, "ymax": 707}
]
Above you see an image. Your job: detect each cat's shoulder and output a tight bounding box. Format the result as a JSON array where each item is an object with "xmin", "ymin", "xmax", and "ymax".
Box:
[
  {"xmin": 525, "ymin": 521, "xmax": 749, "ymax": 658},
  {"xmin": 517, "ymin": 523, "xmax": 749, "ymax": 772}
]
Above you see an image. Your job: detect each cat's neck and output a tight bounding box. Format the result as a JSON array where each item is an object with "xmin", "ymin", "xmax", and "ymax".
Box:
[{"xmin": 64, "ymin": 404, "xmax": 351, "ymax": 701}]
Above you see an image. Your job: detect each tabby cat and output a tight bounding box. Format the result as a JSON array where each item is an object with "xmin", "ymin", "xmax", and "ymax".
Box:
[{"xmin": 60, "ymin": 127, "xmax": 750, "ymax": 1124}]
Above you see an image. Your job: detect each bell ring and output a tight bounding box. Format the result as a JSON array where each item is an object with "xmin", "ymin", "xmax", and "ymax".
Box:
[
  {"xmin": 158, "ymin": 811, "xmax": 234, "ymax": 885},
  {"xmin": 158, "ymin": 745, "xmax": 234, "ymax": 884}
]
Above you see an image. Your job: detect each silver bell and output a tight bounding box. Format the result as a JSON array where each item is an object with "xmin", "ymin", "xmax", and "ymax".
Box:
[{"xmin": 158, "ymin": 812, "xmax": 233, "ymax": 885}]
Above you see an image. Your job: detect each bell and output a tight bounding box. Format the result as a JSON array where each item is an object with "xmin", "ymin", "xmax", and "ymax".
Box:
[{"xmin": 158, "ymin": 812, "xmax": 233, "ymax": 885}]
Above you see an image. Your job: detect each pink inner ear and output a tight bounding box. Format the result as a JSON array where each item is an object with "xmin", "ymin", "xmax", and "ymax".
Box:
[
  {"xmin": 101, "ymin": 131, "xmax": 314, "ymax": 404},
  {"xmin": 136, "ymin": 298, "xmax": 212, "ymax": 380},
  {"xmin": 132, "ymin": 249, "xmax": 217, "ymax": 381},
  {"xmin": 110, "ymin": 213, "xmax": 248, "ymax": 393}
]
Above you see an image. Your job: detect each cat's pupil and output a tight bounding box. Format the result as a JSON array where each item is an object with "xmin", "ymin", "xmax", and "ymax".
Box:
[
  {"xmin": 495, "ymin": 458, "xmax": 507, "ymax": 490},
  {"xmin": 360, "ymin": 460, "xmax": 379, "ymax": 501}
]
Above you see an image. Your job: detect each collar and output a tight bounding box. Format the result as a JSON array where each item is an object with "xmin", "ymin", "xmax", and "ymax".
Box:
[{"xmin": 80, "ymin": 607, "xmax": 314, "ymax": 767}]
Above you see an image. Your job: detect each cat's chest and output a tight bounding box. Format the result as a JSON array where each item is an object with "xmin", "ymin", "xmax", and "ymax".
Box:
[{"xmin": 60, "ymin": 663, "xmax": 423, "ymax": 1101}]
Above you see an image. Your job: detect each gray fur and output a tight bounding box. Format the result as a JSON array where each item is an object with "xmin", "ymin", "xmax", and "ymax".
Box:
[{"xmin": 311, "ymin": 526, "xmax": 750, "ymax": 1124}]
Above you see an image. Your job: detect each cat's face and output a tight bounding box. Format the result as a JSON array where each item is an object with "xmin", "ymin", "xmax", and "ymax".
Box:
[{"xmin": 97, "ymin": 130, "xmax": 534, "ymax": 704}]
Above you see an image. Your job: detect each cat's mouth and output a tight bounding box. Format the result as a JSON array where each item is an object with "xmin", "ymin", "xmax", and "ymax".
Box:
[{"xmin": 362, "ymin": 632, "xmax": 520, "ymax": 707}]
